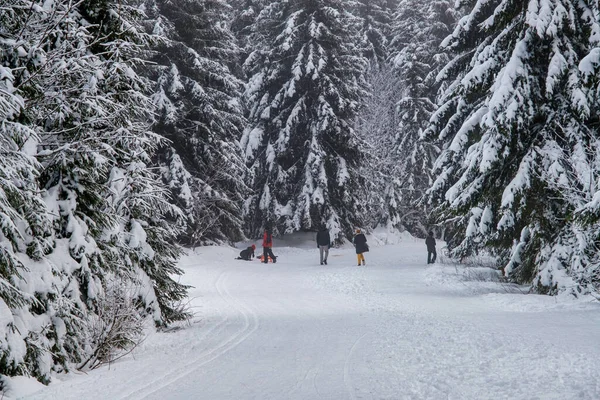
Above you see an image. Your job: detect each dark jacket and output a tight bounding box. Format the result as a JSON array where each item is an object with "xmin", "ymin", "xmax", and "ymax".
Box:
[
  {"xmin": 425, "ymin": 235, "xmax": 436, "ymax": 251},
  {"xmin": 239, "ymin": 246, "xmax": 255, "ymax": 260},
  {"xmin": 353, "ymin": 233, "xmax": 368, "ymax": 254},
  {"xmin": 316, "ymin": 229, "xmax": 331, "ymax": 247}
]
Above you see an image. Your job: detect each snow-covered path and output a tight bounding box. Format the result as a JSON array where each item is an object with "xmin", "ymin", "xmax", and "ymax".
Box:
[{"xmin": 21, "ymin": 237, "xmax": 600, "ymax": 400}]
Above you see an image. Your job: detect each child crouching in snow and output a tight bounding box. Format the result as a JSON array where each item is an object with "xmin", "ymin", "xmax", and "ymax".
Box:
[{"xmin": 237, "ymin": 244, "xmax": 256, "ymax": 261}]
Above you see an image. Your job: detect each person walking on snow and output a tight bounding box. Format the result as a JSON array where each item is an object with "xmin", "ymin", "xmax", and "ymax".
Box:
[
  {"xmin": 237, "ymin": 244, "xmax": 256, "ymax": 261},
  {"xmin": 353, "ymin": 229, "xmax": 368, "ymax": 266},
  {"xmin": 316, "ymin": 225, "xmax": 331, "ymax": 265},
  {"xmin": 262, "ymin": 228, "xmax": 277, "ymax": 263},
  {"xmin": 426, "ymin": 231, "xmax": 437, "ymax": 264}
]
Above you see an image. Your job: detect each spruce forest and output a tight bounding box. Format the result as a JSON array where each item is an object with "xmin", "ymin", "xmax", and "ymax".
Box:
[{"xmin": 1, "ymin": 0, "xmax": 599, "ymax": 384}]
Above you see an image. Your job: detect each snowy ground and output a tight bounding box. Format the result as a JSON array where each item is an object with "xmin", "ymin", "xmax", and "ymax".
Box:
[{"xmin": 11, "ymin": 233, "xmax": 600, "ymax": 400}]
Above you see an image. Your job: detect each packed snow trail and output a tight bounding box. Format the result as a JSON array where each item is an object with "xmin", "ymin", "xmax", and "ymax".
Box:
[{"xmin": 19, "ymin": 235, "xmax": 600, "ymax": 400}]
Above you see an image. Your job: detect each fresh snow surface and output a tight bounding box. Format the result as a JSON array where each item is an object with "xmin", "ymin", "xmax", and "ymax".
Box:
[{"xmin": 15, "ymin": 233, "xmax": 600, "ymax": 400}]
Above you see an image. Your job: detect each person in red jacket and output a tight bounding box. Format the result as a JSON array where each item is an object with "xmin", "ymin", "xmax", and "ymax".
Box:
[{"xmin": 262, "ymin": 228, "xmax": 277, "ymax": 263}]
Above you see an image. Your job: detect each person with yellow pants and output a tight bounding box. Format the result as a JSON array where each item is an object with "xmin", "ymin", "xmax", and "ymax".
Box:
[{"xmin": 353, "ymin": 229, "xmax": 368, "ymax": 266}]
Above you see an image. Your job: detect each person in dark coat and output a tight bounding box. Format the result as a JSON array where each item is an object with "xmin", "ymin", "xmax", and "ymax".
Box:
[
  {"xmin": 353, "ymin": 229, "xmax": 368, "ymax": 266},
  {"xmin": 316, "ymin": 226, "xmax": 331, "ymax": 265},
  {"xmin": 237, "ymin": 244, "xmax": 256, "ymax": 261},
  {"xmin": 426, "ymin": 231, "xmax": 437, "ymax": 264},
  {"xmin": 262, "ymin": 228, "xmax": 277, "ymax": 263}
]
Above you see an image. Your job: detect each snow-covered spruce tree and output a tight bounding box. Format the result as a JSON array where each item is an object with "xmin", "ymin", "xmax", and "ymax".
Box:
[
  {"xmin": 386, "ymin": 0, "xmax": 457, "ymax": 236},
  {"xmin": 426, "ymin": 0, "xmax": 600, "ymax": 294},
  {"xmin": 104, "ymin": 146, "xmax": 190, "ymax": 326},
  {"xmin": 242, "ymin": 0, "xmax": 369, "ymax": 240},
  {"xmin": 145, "ymin": 0, "xmax": 247, "ymax": 245},
  {"xmin": 1, "ymin": 0, "xmax": 188, "ymax": 382},
  {"xmin": 350, "ymin": 0, "xmax": 394, "ymax": 67},
  {"xmin": 230, "ymin": 0, "xmax": 267, "ymax": 53},
  {"xmin": 0, "ymin": 0, "xmax": 99, "ymax": 381},
  {"xmin": 354, "ymin": 64, "xmax": 403, "ymax": 230},
  {"xmin": 57, "ymin": 0, "xmax": 189, "ymax": 323},
  {"xmin": 0, "ymin": 34, "xmax": 55, "ymax": 378}
]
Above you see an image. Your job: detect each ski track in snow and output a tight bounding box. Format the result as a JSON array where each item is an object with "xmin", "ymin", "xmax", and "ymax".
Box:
[
  {"xmin": 343, "ymin": 332, "xmax": 368, "ymax": 400},
  {"xmin": 120, "ymin": 270, "xmax": 260, "ymax": 400},
  {"xmin": 18, "ymin": 239, "xmax": 600, "ymax": 400}
]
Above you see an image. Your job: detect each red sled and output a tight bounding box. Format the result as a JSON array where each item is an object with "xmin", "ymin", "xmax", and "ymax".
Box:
[{"xmin": 257, "ymin": 255, "xmax": 275, "ymax": 263}]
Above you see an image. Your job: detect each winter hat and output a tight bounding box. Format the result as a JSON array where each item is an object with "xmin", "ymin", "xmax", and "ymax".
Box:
[{"xmin": 251, "ymin": 244, "xmax": 256, "ymax": 250}]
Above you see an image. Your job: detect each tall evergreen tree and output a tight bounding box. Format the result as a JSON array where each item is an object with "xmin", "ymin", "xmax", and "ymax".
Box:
[
  {"xmin": 35, "ymin": 0, "xmax": 188, "ymax": 324},
  {"xmin": 351, "ymin": 0, "xmax": 394, "ymax": 67},
  {"xmin": 1, "ymin": 0, "xmax": 110, "ymax": 380},
  {"xmin": 1, "ymin": 0, "xmax": 188, "ymax": 381},
  {"xmin": 230, "ymin": 0, "xmax": 268, "ymax": 52},
  {"xmin": 146, "ymin": 0, "xmax": 248, "ymax": 245},
  {"xmin": 0, "ymin": 27, "xmax": 54, "ymax": 377},
  {"xmin": 354, "ymin": 64, "xmax": 403, "ymax": 230},
  {"xmin": 426, "ymin": 0, "xmax": 600, "ymax": 294},
  {"xmin": 385, "ymin": 0, "xmax": 457, "ymax": 236},
  {"xmin": 242, "ymin": 0, "xmax": 369, "ymax": 240}
]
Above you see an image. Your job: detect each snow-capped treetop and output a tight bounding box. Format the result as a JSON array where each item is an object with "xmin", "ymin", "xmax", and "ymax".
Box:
[{"xmin": 242, "ymin": 0, "xmax": 369, "ymax": 240}]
